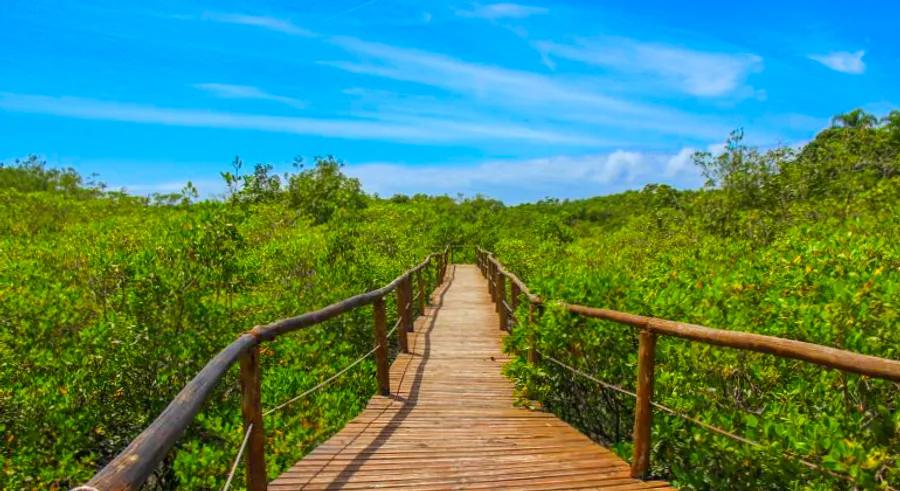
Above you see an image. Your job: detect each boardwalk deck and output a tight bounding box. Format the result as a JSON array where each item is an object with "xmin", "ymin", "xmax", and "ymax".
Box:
[{"xmin": 270, "ymin": 265, "xmax": 674, "ymax": 490}]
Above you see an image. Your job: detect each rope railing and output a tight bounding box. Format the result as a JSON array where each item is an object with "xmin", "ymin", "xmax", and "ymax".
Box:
[
  {"xmin": 79, "ymin": 246, "xmax": 452, "ymax": 491},
  {"xmin": 263, "ymin": 345, "xmax": 381, "ymax": 417},
  {"xmin": 537, "ymin": 350, "xmax": 881, "ymax": 488},
  {"xmin": 476, "ymin": 247, "xmax": 900, "ymax": 484},
  {"xmin": 221, "ymin": 424, "xmax": 254, "ymax": 491}
]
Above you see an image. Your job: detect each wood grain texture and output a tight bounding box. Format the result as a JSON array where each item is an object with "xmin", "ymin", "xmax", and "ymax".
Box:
[
  {"xmin": 240, "ymin": 346, "xmax": 268, "ymax": 491},
  {"xmin": 630, "ymin": 330, "xmax": 657, "ymax": 479},
  {"xmin": 373, "ymin": 297, "xmax": 390, "ymax": 397},
  {"xmin": 271, "ymin": 265, "xmax": 674, "ymax": 490}
]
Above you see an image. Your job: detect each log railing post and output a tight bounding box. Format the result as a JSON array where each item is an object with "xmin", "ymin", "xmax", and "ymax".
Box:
[
  {"xmin": 403, "ymin": 275, "xmax": 414, "ymax": 332},
  {"xmin": 494, "ymin": 269, "xmax": 502, "ymax": 314},
  {"xmin": 417, "ymin": 269, "xmax": 427, "ymax": 312},
  {"xmin": 631, "ymin": 329, "xmax": 657, "ymax": 478},
  {"xmin": 497, "ymin": 274, "xmax": 508, "ymax": 331},
  {"xmin": 239, "ymin": 346, "xmax": 267, "ymax": 491},
  {"xmin": 527, "ymin": 303, "xmax": 541, "ymax": 364},
  {"xmin": 395, "ymin": 278, "xmax": 410, "ymax": 354},
  {"xmin": 373, "ymin": 296, "xmax": 390, "ymax": 396},
  {"xmin": 487, "ymin": 261, "xmax": 494, "ymax": 298},
  {"xmin": 430, "ymin": 258, "xmax": 438, "ymax": 292},
  {"xmin": 510, "ymin": 282, "xmax": 521, "ymax": 323}
]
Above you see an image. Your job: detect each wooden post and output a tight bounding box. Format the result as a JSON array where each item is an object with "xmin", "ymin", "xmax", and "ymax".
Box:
[
  {"xmin": 417, "ymin": 270, "xmax": 426, "ymax": 312},
  {"xmin": 403, "ymin": 275, "xmax": 414, "ymax": 332},
  {"xmin": 494, "ymin": 268, "xmax": 502, "ymax": 314},
  {"xmin": 498, "ymin": 274, "xmax": 508, "ymax": 331},
  {"xmin": 373, "ymin": 297, "xmax": 390, "ymax": 396},
  {"xmin": 527, "ymin": 303, "xmax": 539, "ymax": 364},
  {"xmin": 631, "ymin": 329, "xmax": 657, "ymax": 478},
  {"xmin": 239, "ymin": 346, "xmax": 267, "ymax": 491},
  {"xmin": 510, "ymin": 282, "xmax": 521, "ymax": 327},
  {"xmin": 395, "ymin": 279, "xmax": 410, "ymax": 354},
  {"xmin": 487, "ymin": 261, "xmax": 495, "ymax": 298}
]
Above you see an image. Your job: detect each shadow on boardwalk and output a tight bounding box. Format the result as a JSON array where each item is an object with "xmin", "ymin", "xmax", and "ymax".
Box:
[
  {"xmin": 269, "ymin": 264, "xmax": 672, "ymax": 491},
  {"xmin": 301, "ymin": 266, "xmax": 456, "ymax": 490}
]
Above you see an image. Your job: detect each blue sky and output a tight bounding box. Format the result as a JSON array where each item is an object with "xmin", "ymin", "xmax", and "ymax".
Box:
[{"xmin": 1, "ymin": 0, "xmax": 897, "ymax": 202}]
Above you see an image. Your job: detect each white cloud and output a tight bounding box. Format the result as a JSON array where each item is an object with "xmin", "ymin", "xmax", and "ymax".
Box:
[
  {"xmin": 808, "ymin": 50, "xmax": 865, "ymax": 74},
  {"xmin": 536, "ymin": 38, "xmax": 762, "ymax": 97},
  {"xmin": 0, "ymin": 92, "xmax": 601, "ymax": 146},
  {"xmin": 201, "ymin": 12, "xmax": 314, "ymax": 36},
  {"xmin": 193, "ymin": 83, "xmax": 306, "ymax": 109},
  {"xmin": 327, "ymin": 36, "xmax": 630, "ymax": 111},
  {"xmin": 324, "ymin": 36, "xmax": 735, "ymax": 140},
  {"xmin": 345, "ymin": 149, "xmax": 704, "ymax": 203},
  {"xmin": 171, "ymin": 16, "xmax": 741, "ymax": 141},
  {"xmin": 664, "ymin": 147, "xmax": 697, "ymax": 177},
  {"xmin": 457, "ymin": 3, "xmax": 548, "ymax": 19}
]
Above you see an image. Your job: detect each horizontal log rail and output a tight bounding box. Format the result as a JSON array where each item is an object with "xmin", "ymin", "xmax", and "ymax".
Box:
[
  {"xmin": 475, "ymin": 247, "xmax": 900, "ymax": 480},
  {"xmin": 82, "ymin": 247, "xmax": 450, "ymax": 491}
]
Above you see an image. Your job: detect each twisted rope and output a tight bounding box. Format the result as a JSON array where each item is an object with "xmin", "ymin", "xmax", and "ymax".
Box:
[
  {"xmin": 263, "ymin": 346, "xmax": 379, "ymax": 417},
  {"xmin": 537, "ymin": 350, "xmax": 880, "ymax": 488},
  {"xmin": 221, "ymin": 423, "xmax": 253, "ymax": 491}
]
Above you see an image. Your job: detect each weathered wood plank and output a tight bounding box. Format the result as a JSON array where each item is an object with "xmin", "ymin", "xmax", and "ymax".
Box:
[{"xmin": 270, "ymin": 265, "xmax": 672, "ymax": 490}]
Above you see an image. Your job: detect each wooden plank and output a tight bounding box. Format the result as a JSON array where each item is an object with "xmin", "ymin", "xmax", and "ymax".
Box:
[{"xmin": 269, "ymin": 265, "xmax": 673, "ymax": 490}]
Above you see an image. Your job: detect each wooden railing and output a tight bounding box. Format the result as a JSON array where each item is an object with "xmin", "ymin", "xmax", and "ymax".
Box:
[
  {"xmin": 475, "ymin": 248, "xmax": 900, "ymax": 479},
  {"xmin": 81, "ymin": 248, "xmax": 450, "ymax": 491}
]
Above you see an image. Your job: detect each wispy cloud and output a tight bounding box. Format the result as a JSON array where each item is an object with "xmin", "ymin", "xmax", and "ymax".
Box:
[
  {"xmin": 325, "ymin": 36, "xmax": 638, "ymax": 113},
  {"xmin": 192, "ymin": 83, "xmax": 306, "ymax": 109},
  {"xmin": 324, "ymin": 36, "xmax": 736, "ymax": 140},
  {"xmin": 0, "ymin": 92, "xmax": 601, "ymax": 146},
  {"xmin": 201, "ymin": 12, "xmax": 314, "ymax": 36},
  {"xmin": 536, "ymin": 38, "xmax": 762, "ymax": 97},
  {"xmin": 456, "ymin": 3, "xmax": 548, "ymax": 19},
  {"xmin": 808, "ymin": 50, "xmax": 865, "ymax": 74},
  {"xmin": 175, "ymin": 14, "xmax": 741, "ymax": 141},
  {"xmin": 346, "ymin": 149, "xmax": 703, "ymax": 203}
]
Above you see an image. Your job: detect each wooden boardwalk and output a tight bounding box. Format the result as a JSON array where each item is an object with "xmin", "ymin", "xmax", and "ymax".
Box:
[{"xmin": 270, "ymin": 265, "xmax": 674, "ymax": 490}]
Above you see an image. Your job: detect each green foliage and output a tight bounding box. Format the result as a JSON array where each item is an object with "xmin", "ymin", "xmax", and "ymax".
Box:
[
  {"xmin": 221, "ymin": 156, "xmax": 283, "ymax": 204},
  {"xmin": 498, "ymin": 109, "xmax": 900, "ymax": 490},
  {"xmin": 3, "ymin": 108, "xmax": 899, "ymax": 490},
  {"xmin": 287, "ymin": 156, "xmax": 368, "ymax": 224},
  {"xmin": 0, "ymin": 155, "xmax": 102, "ymax": 196},
  {"xmin": 0, "ymin": 160, "xmax": 463, "ymax": 489}
]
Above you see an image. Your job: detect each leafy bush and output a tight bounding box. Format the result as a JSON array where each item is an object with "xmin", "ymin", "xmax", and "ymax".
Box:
[
  {"xmin": 1, "ymin": 161, "xmax": 465, "ymax": 489},
  {"xmin": 499, "ymin": 110, "xmax": 900, "ymax": 490}
]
